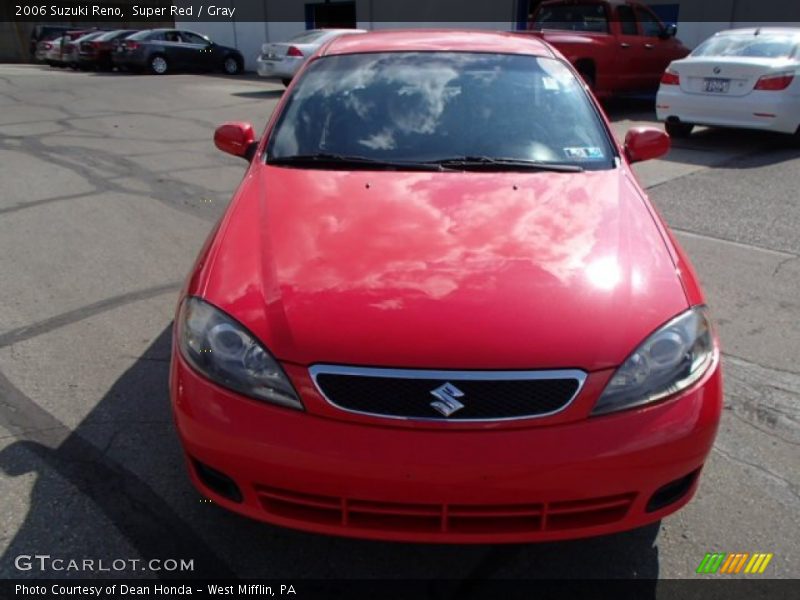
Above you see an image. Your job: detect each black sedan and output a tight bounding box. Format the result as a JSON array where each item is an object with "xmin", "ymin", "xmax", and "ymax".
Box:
[{"xmin": 112, "ymin": 29, "xmax": 244, "ymax": 75}]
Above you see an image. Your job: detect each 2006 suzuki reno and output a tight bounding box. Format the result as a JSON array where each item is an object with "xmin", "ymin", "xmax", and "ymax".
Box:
[{"xmin": 170, "ymin": 30, "xmax": 722, "ymax": 543}]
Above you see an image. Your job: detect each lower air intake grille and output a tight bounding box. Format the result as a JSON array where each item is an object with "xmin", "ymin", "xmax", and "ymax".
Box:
[{"xmin": 254, "ymin": 484, "xmax": 635, "ymax": 535}]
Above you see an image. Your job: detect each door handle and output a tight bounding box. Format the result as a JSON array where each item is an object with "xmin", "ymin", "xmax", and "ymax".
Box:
[
  {"xmin": 620, "ymin": 42, "xmax": 630, "ymax": 48},
  {"xmin": 644, "ymin": 43, "xmax": 654, "ymax": 49}
]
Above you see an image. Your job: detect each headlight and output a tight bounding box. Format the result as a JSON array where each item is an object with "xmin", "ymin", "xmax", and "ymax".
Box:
[
  {"xmin": 178, "ymin": 297, "xmax": 303, "ymax": 410},
  {"xmin": 592, "ymin": 306, "xmax": 715, "ymax": 415}
]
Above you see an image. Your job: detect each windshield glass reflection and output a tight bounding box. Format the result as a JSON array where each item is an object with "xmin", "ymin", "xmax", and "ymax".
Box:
[{"xmin": 268, "ymin": 52, "xmax": 615, "ymax": 170}]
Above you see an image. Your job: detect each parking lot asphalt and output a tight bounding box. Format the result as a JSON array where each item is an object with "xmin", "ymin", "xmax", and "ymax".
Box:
[{"xmin": 0, "ymin": 65, "xmax": 797, "ymax": 581}]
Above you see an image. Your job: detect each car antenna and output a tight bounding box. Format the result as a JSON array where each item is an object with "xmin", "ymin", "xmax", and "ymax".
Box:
[{"xmin": 754, "ymin": 28, "xmax": 761, "ymax": 36}]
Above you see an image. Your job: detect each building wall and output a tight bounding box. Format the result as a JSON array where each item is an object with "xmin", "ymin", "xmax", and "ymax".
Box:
[{"xmin": 169, "ymin": 0, "xmax": 800, "ymax": 72}]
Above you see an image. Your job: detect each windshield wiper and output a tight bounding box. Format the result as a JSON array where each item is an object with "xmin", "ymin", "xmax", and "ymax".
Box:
[
  {"xmin": 424, "ymin": 156, "xmax": 584, "ymax": 172},
  {"xmin": 267, "ymin": 153, "xmax": 445, "ymax": 171}
]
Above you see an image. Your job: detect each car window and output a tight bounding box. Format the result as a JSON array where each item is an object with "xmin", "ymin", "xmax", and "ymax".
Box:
[
  {"xmin": 268, "ymin": 52, "xmax": 615, "ymax": 170},
  {"xmin": 164, "ymin": 31, "xmax": 182, "ymax": 43},
  {"xmin": 288, "ymin": 30, "xmax": 328, "ymax": 44},
  {"xmin": 616, "ymin": 6, "xmax": 638, "ymax": 35},
  {"xmin": 532, "ymin": 3, "xmax": 609, "ymax": 33},
  {"xmin": 635, "ymin": 8, "xmax": 663, "ymax": 37},
  {"xmin": 96, "ymin": 30, "xmax": 126, "ymax": 42},
  {"xmin": 692, "ymin": 34, "xmax": 799, "ymax": 58},
  {"xmin": 180, "ymin": 31, "xmax": 209, "ymax": 45}
]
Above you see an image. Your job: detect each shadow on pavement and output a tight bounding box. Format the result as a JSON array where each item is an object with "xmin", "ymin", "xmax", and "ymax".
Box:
[
  {"xmin": 601, "ymin": 97, "xmax": 800, "ymax": 169},
  {"xmin": 601, "ymin": 96, "xmax": 657, "ymax": 122},
  {"xmin": 0, "ymin": 326, "xmax": 660, "ymax": 584},
  {"xmin": 231, "ymin": 90, "xmax": 284, "ymax": 99}
]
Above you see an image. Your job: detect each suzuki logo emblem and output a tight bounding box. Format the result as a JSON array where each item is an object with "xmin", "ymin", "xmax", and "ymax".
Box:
[{"xmin": 429, "ymin": 382, "xmax": 465, "ymax": 417}]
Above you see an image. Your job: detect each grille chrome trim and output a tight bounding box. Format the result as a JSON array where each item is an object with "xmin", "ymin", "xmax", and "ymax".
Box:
[{"xmin": 308, "ymin": 365, "xmax": 588, "ymax": 422}]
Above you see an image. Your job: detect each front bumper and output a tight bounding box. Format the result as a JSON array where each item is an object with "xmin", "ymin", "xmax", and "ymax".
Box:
[
  {"xmin": 657, "ymin": 86, "xmax": 800, "ymax": 134},
  {"xmin": 170, "ymin": 351, "xmax": 722, "ymax": 543}
]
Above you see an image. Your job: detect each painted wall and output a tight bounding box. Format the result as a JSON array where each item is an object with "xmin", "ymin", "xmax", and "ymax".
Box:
[{"xmin": 174, "ymin": 0, "xmax": 800, "ymax": 72}]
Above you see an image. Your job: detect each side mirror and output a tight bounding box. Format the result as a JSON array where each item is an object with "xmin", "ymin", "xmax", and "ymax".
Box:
[
  {"xmin": 214, "ymin": 121, "xmax": 257, "ymax": 161},
  {"xmin": 660, "ymin": 23, "xmax": 677, "ymax": 39},
  {"xmin": 624, "ymin": 127, "xmax": 670, "ymax": 163}
]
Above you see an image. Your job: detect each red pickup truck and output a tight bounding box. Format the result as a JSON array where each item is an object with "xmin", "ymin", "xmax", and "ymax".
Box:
[{"xmin": 519, "ymin": 0, "xmax": 690, "ymax": 98}]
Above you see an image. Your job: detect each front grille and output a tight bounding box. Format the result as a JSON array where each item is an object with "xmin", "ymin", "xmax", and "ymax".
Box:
[
  {"xmin": 254, "ymin": 484, "xmax": 635, "ymax": 536},
  {"xmin": 310, "ymin": 366, "xmax": 585, "ymax": 421}
]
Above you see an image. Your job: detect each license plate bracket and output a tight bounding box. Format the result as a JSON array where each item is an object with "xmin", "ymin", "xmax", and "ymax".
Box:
[{"xmin": 704, "ymin": 78, "xmax": 730, "ymax": 93}]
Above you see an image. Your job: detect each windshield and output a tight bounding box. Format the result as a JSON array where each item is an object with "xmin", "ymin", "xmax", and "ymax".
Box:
[
  {"xmin": 96, "ymin": 30, "xmax": 129, "ymax": 41},
  {"xmin": 531, "ymin": 4, "xmax": 609, "ymax": 33},
  {"xmin": 692, "ymin": 34, "xmax": 799, "ymax": 59},
  {"xmin": 267, "ymin": 52, "xmax": 615, "ymax": 170},
  {"xmin": 129, "ymin": 30, "xmax": 158, "ymax": 41}
]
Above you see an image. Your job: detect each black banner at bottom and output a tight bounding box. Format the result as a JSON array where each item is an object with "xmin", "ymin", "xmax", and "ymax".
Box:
[{"xmin": 1, "ymin": 579, "xmax": 798, "ymax": 600}]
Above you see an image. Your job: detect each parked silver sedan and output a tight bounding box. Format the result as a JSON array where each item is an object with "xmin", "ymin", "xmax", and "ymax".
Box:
[
  {"xmin": 256, "ymin": 28, "xmax": 366, "ymax": 86},
  {"xmin": 35, "ymin": 36, "xmax": 65, "ymax": 65}
]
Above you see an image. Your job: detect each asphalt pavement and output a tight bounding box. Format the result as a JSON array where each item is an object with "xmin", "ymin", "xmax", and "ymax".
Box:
[{"xmin": 0, "ymin": 65, "xmax": 797, "ymax": 582}]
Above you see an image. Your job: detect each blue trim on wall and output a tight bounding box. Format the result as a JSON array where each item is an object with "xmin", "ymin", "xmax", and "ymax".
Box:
[
  {"xmin": 516, "ymin": 0, "xmax": 530, "ymax": 30},
  {"xmin": 304, "ymin": 4, "xmax": 314, "ymax": 30},
  {"xmin": 650, "ymin": 3, "xmax": 680, "ymax": 26}
]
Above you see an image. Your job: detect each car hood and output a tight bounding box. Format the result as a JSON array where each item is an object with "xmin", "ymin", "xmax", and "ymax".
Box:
[{"xmin": 200, "ymin": 166, "xmax": 688, "ymax": 370}]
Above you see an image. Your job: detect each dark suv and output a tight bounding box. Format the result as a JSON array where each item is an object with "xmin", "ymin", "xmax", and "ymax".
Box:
[{"xmin": 112, "ymin": 29, "xmax": 244, "ymax": 75}]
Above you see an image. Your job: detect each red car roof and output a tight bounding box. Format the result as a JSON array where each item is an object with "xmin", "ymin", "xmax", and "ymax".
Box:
[{"xmin": 321, "ymin": 29, "xmax": 555, "ymax": 57}]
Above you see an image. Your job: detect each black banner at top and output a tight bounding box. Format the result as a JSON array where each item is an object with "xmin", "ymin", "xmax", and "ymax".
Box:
[{"xmin": 3, "ymin": 0, "xmax": 800, "ymax": 23}]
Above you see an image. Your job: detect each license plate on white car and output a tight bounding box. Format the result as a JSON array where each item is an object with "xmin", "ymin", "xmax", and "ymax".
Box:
[{"xmin": 704, "ymin": 78, "xmax": 730, "ymax": 93}]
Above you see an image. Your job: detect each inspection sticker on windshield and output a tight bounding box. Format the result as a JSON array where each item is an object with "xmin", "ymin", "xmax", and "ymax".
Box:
[
  {"xmin": 563, "ymin": 147, "xmax": 604, "ymax": 160},
  {"xmin": 542, "ymin": 76, "xmax": 560, "ymax": 90}
]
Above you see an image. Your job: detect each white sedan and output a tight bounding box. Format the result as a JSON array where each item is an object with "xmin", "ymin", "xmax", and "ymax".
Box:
[
  {"xmin": 656, "ymin": 28, "xmax": 800, "ymax": 139},
  {"xmin": 256, "ymin": 28, "xmax": 366, "ymax": 86},
  {"xmin": 36, "ymin": 37, "xmax": 65, "ymax": 65}
]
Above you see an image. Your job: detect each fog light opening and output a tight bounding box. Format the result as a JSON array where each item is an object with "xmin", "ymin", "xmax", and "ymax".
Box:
[
  {"xmin": 192, "ymin": 458, "xmax": 243, "ymax": 503},
  {"xmin": 646, "ymin": 469, "xmax": 700, "ymax": 513}
]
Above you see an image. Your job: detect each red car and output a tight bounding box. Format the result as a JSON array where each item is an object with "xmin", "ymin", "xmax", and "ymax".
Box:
[
  {"xmin": 523, "ymin": 0, "xmax": 690, "ymax": 98},
  {"xmin": 170, "ymin": 30, "xmax": 722, "ymax": 543}
]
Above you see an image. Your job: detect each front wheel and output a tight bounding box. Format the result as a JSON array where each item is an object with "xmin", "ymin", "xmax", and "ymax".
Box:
[
  {"xmin": 576, "ymin": 64, "xmax": 595, "ymax": 91},
  {"xmin": 149, "ymin": 55, "xmax": 169, "ymax": 75},
  {"xmin": 222, "ymin": 56, "xmax": 242, "ymax": 75},
  {"xmin": 665, "ymin": 121, "xmax": 694, "ymax": 138},
  {"xmin": 787, "ymin": 126, "xmax": 800, "ymax": 148}
]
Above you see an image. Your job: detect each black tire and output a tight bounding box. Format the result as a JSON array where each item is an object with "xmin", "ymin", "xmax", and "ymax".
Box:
[
  {"xmin": 281, "ymin": 78, "xmax": 292, "ymax": 87},
  {"xmin": 786, "ymin": 126, "xmax": 800, "ymax": 148},
  {"xmin": 148, "ymin": 54, "xmax": 169, "ymax": 75},
  {"xmin": 222, "ymin": 55, "xmax": 242, "ymax": 75},
  {"xmin": 576, "ymin": 62, "xmax": 596, "ymax": 91},
  {"xmin": 665, "ymin": 121, "xmax": 694, "ymax": 138}
]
